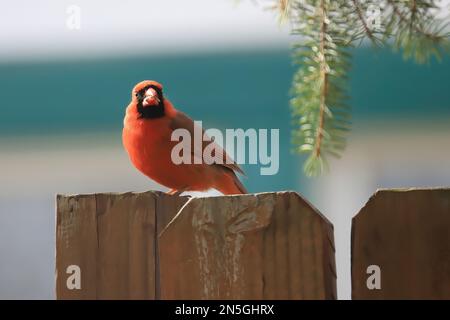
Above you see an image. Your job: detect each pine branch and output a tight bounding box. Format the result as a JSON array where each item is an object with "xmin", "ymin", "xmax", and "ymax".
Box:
[
  {"xmin": 267, "ymin": 0, "xmax": 293, "ymax": 22},
  {"xmin": 279, "ymin": 0, "xmax": 292, "ymax": 21},
  {"xmin": 249, "ymin": 0, "xmax": 449, "ymax": 176},
  {"xmin": 386, "ymin": 0, "xmax": 449, "ymax": 62},
  {"xmin": 290, "ymin": 0, "xmax": 353, "ymax": 176},
  {"xmin": 350, "ymin": 0, "xmax": 381, "ymax": 45},
  {"xmin": 315, "ymin": 0, "xmax": 328, "ymax": 159}
]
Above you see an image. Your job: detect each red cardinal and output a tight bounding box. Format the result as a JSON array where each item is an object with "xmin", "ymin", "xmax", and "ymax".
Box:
[{"xmin": 123, "ymin": 80, "xmax": 247, "ymax": 195}]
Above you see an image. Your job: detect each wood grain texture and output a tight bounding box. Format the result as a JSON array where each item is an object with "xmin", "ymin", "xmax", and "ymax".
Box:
[
  {"xmin": 154, "ymin": 192, "xmax": 190, "ymax": 299},
  {"xmin": 56, "ymin": 194, "xmax": 98, "ymax": 299},
  {"xmin": 57, "ymin": 191, "xmax": 335, "ymax": 300},
  {"xmin": 56, "ymin": 191, "xmax": 188, "ymax": 299},
  {"xmin": 95, "ymin": 192, "xmax": 156, "ymax": 299},
  {"xmin": 159, "ymin": 191, "xmax": 336, "ymax": 299},
  {"xmin": 352, "ymin": 188, "xmax": 450, "ymax": 299}
]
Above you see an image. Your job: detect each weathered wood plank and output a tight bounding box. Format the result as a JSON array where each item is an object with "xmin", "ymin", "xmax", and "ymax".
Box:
[
  {"xmin": 95, "ymin": 192, "xmax": 156, "ymax": 299},
  {"xmin": 56, "ymin": 194, "xmax": 98, "ymax": 299},
  {"xmin": 56, "ymin": 192, "xmax": 162, "ymax": 299},
  {"xmin": 158, "ymin": 192, "xmax": 336, "ymax": 299},
  {"xmin": 352, "ymin": 188, "xmax": 450, "ymax": 299},
  {"xmin": 57, "ymin": 191, "xmax": 335, "ymax": 300},
  {"xmin": 154, "ymin": 192, "xmax": 190, "ymax": 299},
  {"xmin": 155, "ymin": 192, "xmax": 190, "ymax": 234}
]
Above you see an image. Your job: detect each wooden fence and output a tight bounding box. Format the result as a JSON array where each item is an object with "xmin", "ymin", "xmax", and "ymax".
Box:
[
  {"xmin": 56, "ymin": 191, "xmax": 336, "ymax": 299},
  {"xmin": 352, "ymin": 188, "xmax": 450, "ymax": 299},
  {"xmin": 56, "ymin": 188, "xmax": 450, "ymax": 299}
]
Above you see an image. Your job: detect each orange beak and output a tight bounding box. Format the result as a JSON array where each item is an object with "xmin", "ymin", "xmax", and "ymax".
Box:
[{"xmin": 142, "ymin": 88, "xmax": 160, "ymax": 107}]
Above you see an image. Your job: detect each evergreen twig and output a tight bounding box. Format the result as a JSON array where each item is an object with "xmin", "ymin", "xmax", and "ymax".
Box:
[{"xmin": 254, "ymin": 0, "xmax": 449, "ymax": 176}]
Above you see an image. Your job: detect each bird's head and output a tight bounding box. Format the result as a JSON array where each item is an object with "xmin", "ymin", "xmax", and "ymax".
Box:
[{"xmin": 132, "ymin": 80, "xmax": 165, "ymax": 119}]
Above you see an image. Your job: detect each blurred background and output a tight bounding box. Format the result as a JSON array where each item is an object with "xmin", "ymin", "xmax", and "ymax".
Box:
[{"xmin": 0, "ymin": 0, "xmax": 449, "ymax": 299}]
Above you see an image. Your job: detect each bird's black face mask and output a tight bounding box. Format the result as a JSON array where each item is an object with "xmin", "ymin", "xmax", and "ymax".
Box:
[{"xmin": 136, "ymin": 85, "xmax": 165, "ymax": 119}]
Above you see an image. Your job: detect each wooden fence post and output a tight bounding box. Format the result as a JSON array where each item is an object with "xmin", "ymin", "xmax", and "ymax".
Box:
[
  {"xmin": 352, "ymin": 188, "xmax": 450, "ymax": 299},
  {"xmin": 55, "ymin": 191, "xmax": 188, "ymax": 299},
  {"xmin": 56, "ymin": 191, "xmax": 336, "ymax": 299}
]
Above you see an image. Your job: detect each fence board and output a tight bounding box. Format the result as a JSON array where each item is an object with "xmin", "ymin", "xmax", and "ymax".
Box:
[
  {"xmin": 95, "ymin": 192, "xmax": 156, "ymax": 299},
  {"xmin": 56, "ymin": 191, "xmax": 190, "ymax": 299},
  {"xmin": 56, "ymin": 191, "xmax": 335, "ymax": 299},
  {"xmin": 158, "ymin": 192, "xmax": 336, "ymax": 299},
  {"xmin": 352, "ymin": 188, "xmax": 450, "ymax": 299},
  {"xmin": 56, "ymin": 194, "xmax": 98, "ymax": 299}
]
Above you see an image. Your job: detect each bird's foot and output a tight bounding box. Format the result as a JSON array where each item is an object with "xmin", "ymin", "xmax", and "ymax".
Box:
[{"xmin": 166, "ymin": 188, "xmax": 189, "ymax": 197}]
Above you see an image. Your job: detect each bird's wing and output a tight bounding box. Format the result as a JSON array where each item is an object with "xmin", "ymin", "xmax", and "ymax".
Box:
[{"xmin": 169, "ymin": 111, "xmax": 245, "ymax": 175}]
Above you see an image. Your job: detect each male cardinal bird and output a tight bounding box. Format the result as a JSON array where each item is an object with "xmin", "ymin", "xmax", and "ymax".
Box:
[{"xmin": 123, "ymin": 80, "xmax": 247, "ymax": 195}]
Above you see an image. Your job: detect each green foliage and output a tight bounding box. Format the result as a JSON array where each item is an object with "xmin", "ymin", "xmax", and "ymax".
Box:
[
  {"xmin": 385, "ymin": 0, "xmax": 450, "ymax": 63},
  {"xmin": 266, "ymin": 0, "xmax": 449, "ymax": 176}
]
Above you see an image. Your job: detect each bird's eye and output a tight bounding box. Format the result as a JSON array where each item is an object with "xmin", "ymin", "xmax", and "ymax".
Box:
[{"xmin": 135, "ymin": 91, "xmax": 144, "ymax": 99}]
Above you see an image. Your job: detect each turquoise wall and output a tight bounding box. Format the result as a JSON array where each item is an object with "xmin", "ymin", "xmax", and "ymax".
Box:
[{"xmin": 1, "ymin": 48, "xmax": 449, "ymax": 193}]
